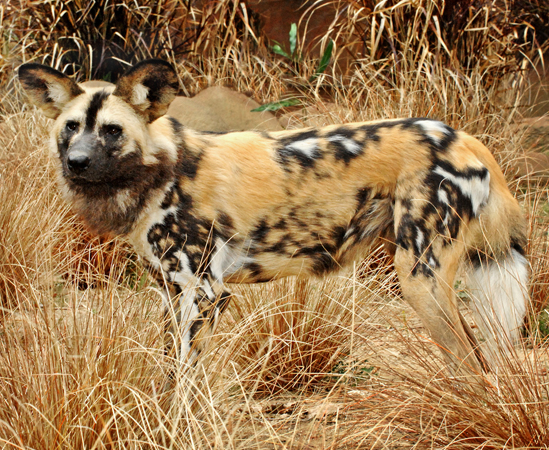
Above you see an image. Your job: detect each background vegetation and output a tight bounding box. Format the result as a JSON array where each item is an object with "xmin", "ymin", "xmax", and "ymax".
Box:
[{"xmin": 1, "ymin": 0, "xmax": 549, "ymax": 448}]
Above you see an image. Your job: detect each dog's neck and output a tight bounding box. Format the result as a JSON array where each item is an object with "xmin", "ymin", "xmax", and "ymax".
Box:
[{"xmin": 58, "ymin": 151, "xmax": 176, "ymax": 236}]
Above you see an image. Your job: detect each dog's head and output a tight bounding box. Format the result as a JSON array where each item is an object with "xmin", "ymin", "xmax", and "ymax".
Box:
[{"xmin": 18, "ymin": 60, "xmax": 179, "ymax": 188}]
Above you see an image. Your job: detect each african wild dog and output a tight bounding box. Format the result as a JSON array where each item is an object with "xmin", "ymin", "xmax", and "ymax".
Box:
[{"xmin": 18, "ymin": 59, "xmax": 529, "ymax": 384}]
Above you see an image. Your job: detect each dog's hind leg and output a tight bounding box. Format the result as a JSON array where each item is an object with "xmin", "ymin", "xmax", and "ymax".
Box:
[
  {"xmin": 392, "ymin": 197, "xmax": 485, "ymax": 383},
  {"xmin": 394, "ymin": 241, "xmax": 484, "ymax": 381}
]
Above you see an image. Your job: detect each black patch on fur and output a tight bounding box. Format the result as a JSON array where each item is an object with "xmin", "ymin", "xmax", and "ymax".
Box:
[
  {"xmin": 348, "ymin": 194, "xmax": 394, "ymax": 251},
  {"xmin": 425, "ymin": 160, "xmax": 489, "ymax": 222},
  {"xmin": 410, "ymin": 118, "xmax": 457, "ymax": 152},
  {"xmin": 214, "ymin": 212, "xmax": 237, "ymax": 243},
  {"xmin": 434, "ymin": 159, "xmax": 488, "ymax": 181},
  {"xmin": 295, "ymin": 243, "xmax": 338, "ymax": 274},
  {"xmin": 18, "ymin": 63, "xmax": 84, "ymax": 105},
  {"xmin": 168, "ymin": 116, "xmax": 183, "ymax": 134},
  {"xmin": 357, "ymin": 119, "xmax": 457, "ymax": 156},
  {"xmin": 65, "ymin": 149, "xmax": 175, "ymax": 235},
  {"xmin": 266, "ymin": 240, "xmax": 287, "ymax": 254},
  {"xmin": 326, "ymin": 127, "xmax": 363, "ymax": 163},
  {"xmin": 251, "ymin": 219, "xmax": 270, "ymax": 243},
  {"xmin": 467, "ymin": 249, "xmax": 487, "ymax": 267},
  {"xmin": 244, "ymin": 262, "xmax": 267, "ymax": 281},
  {"xmin": 468, "ymin": 235, "xmax": 527, "ymax": 269},
  {"xmin": 216, "ymin": 290, "xmax": 233, "ymax": 314},
  {"xmin": 85, "ymin": 91, "xmax": 110, "ymax": 130},
  {"xmin": 395, "ymin": 214, "xmax": 439, "ymax": 277},
  {"xmin": 358, "ymin": 121, "xmax": 402, "ymax": 140},
  {"xmin": 217, "ymin": 212, "xmax": 234, "ymax": 232},
  {"xmin": 160, "ymin": 183, "xmax": 177, "ymax": 209},
  {"xmin": 356, "ymin": 187, "xmax": 371, "ymax": 209},
  {"xmin": 58, "ymin": 129, "xmax": 74, "ymax": 157},
  {"xmin": 273, "ymin": 218, "xmax": 287, "ymax": 230},
  {"xmin": 20, "ymin": 73, "xmax": 53, "ymax": 104},
  {"xmin": 331, "ymin": 225, "xmax": 348, "ymax": 248},
  {"xmin": 147, "ymin": 187, "xmax": 214, "ymax": 275},
  {"xmin": 511, "ymin": 238, "xmax": 526, "ymax": 256},
  {"xmin": 136, "ymin": 61, "xmax": 177, "ymax": 105},
  {"xmin": 176, "ymin": 143, "xmax": 203, "ymax": 179}
]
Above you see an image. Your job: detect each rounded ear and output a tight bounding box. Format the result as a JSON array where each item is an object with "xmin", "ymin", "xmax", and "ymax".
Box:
[
  {"xmin": 18, "ymin": 63, "xmax": 84, "ymax": 119},
  {"xmin": 113, "ymin": 59, "xmax": 179, "ymax": 123}
]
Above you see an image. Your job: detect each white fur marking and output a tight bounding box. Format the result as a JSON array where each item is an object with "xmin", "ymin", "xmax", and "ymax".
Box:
[
  {"xmin": 131, "ymin": 83, "xmax": 150, "ymax": 106},
  {"xmin": 344, "ymin": 226, "xmax": 355, "ymax": 240},
  {"xmin": 437, "ymin": 189, "xmax": 449, "ymax": 205},
  {"xmin": 177, "ymin": 292, "xmax": 200, "ymax": 363},
  {"xmin": 328, "ymin": 134, "xmax": 362, "ymax": 154},
  {"xmin": 115, "ymin": 189, "xmax": 135, "ymax": 213},
  {"xmin": 174, "ymin": 250, "xmax": 191, "ymax": 268},
  {"xmin": 437, "ymin": 190, "xmax": 451, "ymax": 226},
  {"xmin": 415, "ymin": 120, "xmax": 450, "ymax": 145},
  {"xmin": 466, "ymin": 249, "xmax": 529, "ymax": 360},
  {"xmin": 151, "ymin": 132, "xmax": 178, "ymax": 162},
  {"xmin": 358, "ymin": 199, "xmax": 393, "ymax": 240},
  {"xmin": 415, "ymin": 228, "xmax": 424, "ymax": 251},
  {"xmin": 200, "ymin": 279, "xmax": 216, "ymax": 301},
  {"xmin": 48, "ymin": 82, "xmax": 73, "ymax": 105},
  {"xmin": 434, "ymin": 166, "xmax": 490, "ymax": 215},
  {"xmin": 286, "ymin": 137, "xmax": 318, "ymax": 158},
  {"xmin": 210, "ymin": 238, "xmax": 253, "ymax": 282},
  {"xmin": 443, "ymin": 211, "xmax": 450, "ymax": 226}
]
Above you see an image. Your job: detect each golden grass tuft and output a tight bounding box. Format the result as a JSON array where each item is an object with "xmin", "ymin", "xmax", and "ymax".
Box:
[
  {"xmin": 219, "ymin": 277, "xmax": 357, "ymax": 395},
  {"xmin": 356, "ymin": 332, "xmax": 549, "ymax": 448},
  {"xmin": 0, "ymin": 111, "xmax": 69, "ymax": 310}
]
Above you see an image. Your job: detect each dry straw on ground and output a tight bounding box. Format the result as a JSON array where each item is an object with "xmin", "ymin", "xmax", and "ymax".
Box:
[{"xmin": 1, "ymin": 0, "xmax": 549, "ymax": 448}]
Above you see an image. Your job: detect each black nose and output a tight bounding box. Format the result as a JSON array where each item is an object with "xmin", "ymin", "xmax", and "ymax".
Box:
[{"xmin": 67, "ymin": 152, "xmax": 91, "ymax": 174}]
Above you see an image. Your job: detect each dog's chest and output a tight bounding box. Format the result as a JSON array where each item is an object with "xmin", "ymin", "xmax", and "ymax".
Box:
[{"xmin": 125, "ymin": 180, "xmax": 218, "ymax": 276}]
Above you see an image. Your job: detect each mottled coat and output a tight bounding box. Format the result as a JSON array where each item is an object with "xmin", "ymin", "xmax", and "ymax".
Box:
[{"xmin": 19, "ymin": 60, "xmax": 529, "ymax": 383}]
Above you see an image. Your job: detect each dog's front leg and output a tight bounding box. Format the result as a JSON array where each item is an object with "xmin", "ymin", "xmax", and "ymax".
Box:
[
  {"xmin": 162, "ymin": 279, "xmax": 203, "ymax": 368},
  {"xmin": 161, "ymin": 273, "xmax": 232, "ymax": 380}
]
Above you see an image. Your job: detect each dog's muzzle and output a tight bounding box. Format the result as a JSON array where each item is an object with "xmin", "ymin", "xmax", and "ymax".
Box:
[{"xmin": 67, "ymin": 150, "xmax": 91, "ymax": 175}]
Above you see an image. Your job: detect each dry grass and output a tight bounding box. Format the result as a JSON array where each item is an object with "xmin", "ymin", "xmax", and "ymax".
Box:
[
  {"xmin": 1, "ymin": 0, "xmax": 256, "ymax": 80},
  {"xmin": 1, "ymin": 1, "xmax": 549, "ymax": 448}
]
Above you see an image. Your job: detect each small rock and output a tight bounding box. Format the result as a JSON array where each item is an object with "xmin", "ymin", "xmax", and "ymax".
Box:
[
  {"xmin": 168, "ymin": 86, "xmax": 283, "ymax": 132},
  {"xmin": 79, "ymin": 80, "xmax": 115, "ymax": 89},
  {"xmin": 514, "ymin": 151, "xmax": 549, "ymax": 178}
]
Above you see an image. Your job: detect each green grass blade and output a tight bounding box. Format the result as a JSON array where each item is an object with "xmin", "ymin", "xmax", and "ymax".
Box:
[
  {"xmin": 289, "ymin": 23, "xmax": 297, "ymax": 57},
  {"xmin": 251, "ymin": 98, "xmax": 301, "ymax": 112},
  {"xmin": 310, "ymin": 39, "xmax": 334, "ymax": 81},
  {"xmin": 271, "ymin": 42, "xmax": 290, "ymax": 59}
]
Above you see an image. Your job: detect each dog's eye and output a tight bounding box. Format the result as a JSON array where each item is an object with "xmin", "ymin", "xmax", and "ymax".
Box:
[
  {"xmin": 66, "ymin": 121, "xmax": 79, "ymax": 132},
  {"xmin": 104, "ymin": 125, "xmax": 122, "ymax": 137}
]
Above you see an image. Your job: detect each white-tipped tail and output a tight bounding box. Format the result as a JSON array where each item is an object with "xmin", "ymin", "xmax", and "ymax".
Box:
[{"xmin": 466, "ymin": 249, "xmax": 529, "ymax": 352}]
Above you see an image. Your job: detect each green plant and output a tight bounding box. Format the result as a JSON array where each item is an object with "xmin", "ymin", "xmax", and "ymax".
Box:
[
  {"xmin": 537, "ymin": 309, "xmax": 549, "ymax": 340},
  {"xmin": 252, "ymin": 23, "xmax": 334, "ymax": 112},
  {"xmin": 325, "ymin": 358, "xmax": 376, "ymax": 386},
  {"xmin": 271, "ymin": 23, "xmax": 299, "ymax": 61}
]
